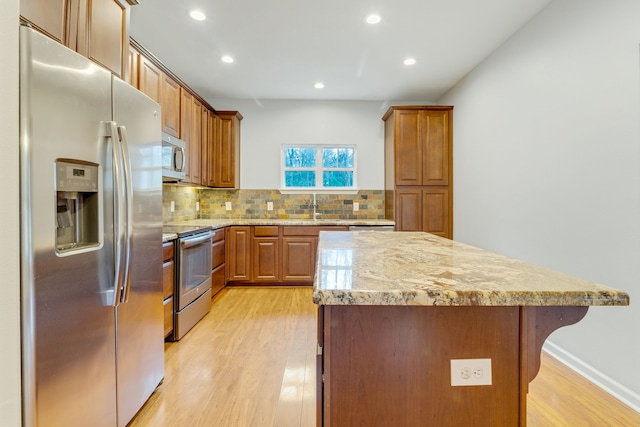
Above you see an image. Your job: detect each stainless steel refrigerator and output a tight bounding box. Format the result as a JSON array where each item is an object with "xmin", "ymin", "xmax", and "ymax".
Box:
[{"xmin": 19, "ymin": 26, "xmax": 164, "ymax": 427}]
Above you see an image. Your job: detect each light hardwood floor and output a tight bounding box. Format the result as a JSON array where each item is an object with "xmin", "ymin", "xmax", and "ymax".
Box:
[{"xmin": 130, "ymin": 287, "xmax": 640, "ymax": 427}]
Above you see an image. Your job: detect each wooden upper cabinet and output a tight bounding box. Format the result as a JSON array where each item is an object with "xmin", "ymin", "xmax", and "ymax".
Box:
[
  {"xmin": 20, "ymin": 0, "xmax": 70, "ymax": 44},
  {"xmin": 201, "ymin": 108, "xmax": 212, "ymax": 187},
  {"xmin": 126, "ymin": 44, "xmax": 139, "ymax": 88},
  {"xmin": 190, "ymin": 98, "xmax": 203, "ymax": 185},
  {"xmin": 180, "ymin": 88, "xmax": 193, "ymax": 181},
  {"xmin": 138, "ymin": 55, "xmax": 162, "ymax": 103},
  {"xmin": 161, "ymin": 74, "xmax": 181, "ymax": 137},
  {"xmin": 214, "ymin": 111, "xmax": 242, "ymax": 188},
  {"xmin": 20, "ymin": 0, "xmax": 129, "ymax": 77},
  {"xmin": 394, "ymin": 110, "xmax": 422, "ymax": 186},
  {"xmin": 387, "ymin": 107, "xmax": 451, "ymax": 186},
  {"xmin": 77, "ymin": 0, "xmax": 129, "ymax": 79},
  {"xmin": 422, "ymin": 109, "xmax": 450, "ymax": 186}
]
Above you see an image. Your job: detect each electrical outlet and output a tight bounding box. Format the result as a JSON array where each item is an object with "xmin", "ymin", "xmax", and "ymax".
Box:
[
  {"xmin": 225, "ymin": 201, "xmax": 232, "ymax": 211},
  {"xmin": 353, "ymin": 202, "xmax": 359, "ymax": 212},
  {"xmin": 196, "ymin": 201, "xmax": 200, "ymax": 211},
  {"xmin": 267, "ymin": 201, "xmax": 273, "ymax": 211},
  {"xmin": 450, "ymin": 358, "xmax": 492, "ymax": 386},
  {"xmin": 170, "ymin": 201, "xmax": 175, "ymax": 212}
]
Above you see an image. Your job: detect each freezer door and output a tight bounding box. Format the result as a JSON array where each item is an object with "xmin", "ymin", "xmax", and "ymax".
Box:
[
  {"xmin": 20, "ymin": 27, "xmax": 117, "ymax": 427},
  {"xmin": 112, "ymin": 77, "xmax": 164, "ymax": 427}
]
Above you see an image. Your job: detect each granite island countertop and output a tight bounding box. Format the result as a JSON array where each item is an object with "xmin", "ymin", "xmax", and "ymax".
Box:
[{"xmin": 312, "ymin": 231, "xmax": 630, "ymax": 307}]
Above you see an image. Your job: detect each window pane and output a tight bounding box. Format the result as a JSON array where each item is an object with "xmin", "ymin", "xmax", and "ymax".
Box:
[
  {"xmin": 285, "ymin": 171, "xmax": 315, "ymax": 187},
  {"xmin": 338, "ymin": 148, "xmax": 354, "ymax": 168},
  {"xmin": 285, "ymin": 148, "xmax": 316, "ymax": 168},
  {"xmin": 323, "ymin": 171, "xmax": 353, "ymax": 187},
  {"xmin": 300, "ymin": 148, "xmax": 316, "ymax": 167},
  {"xmin": 322, "ymin": 148, "xmax": 338, "ymax": 168}
]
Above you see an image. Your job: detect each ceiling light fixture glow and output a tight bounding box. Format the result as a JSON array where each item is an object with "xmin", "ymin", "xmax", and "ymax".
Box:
[
  {"xmin": 189, "ymin": 10, "xmax": 206, "ymax": 21},
  {"xmin": 366, "ymin": 14, "xmax": 381, "ymax": 24},
  {"xmin": 221, "ymin": 56, "xmax": 234, "ymax": 63},
  {"xmin": 404, "ymin": 58, "xmax": 416, "ymax": 66},
  {"xmin": 314, "ymin": 82, "xmax": 325, "ymax": 89}
]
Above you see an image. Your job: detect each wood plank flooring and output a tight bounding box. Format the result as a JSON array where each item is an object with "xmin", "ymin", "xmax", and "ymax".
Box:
[{"xmin": 129, "ymin": 287, "xmax": 640, "ymax": 427}]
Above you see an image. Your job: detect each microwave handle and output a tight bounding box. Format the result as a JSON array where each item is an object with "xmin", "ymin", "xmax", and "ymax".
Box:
[{"xmin": 174, "ymin": 146, "xmax": 186, "ymax": 172}]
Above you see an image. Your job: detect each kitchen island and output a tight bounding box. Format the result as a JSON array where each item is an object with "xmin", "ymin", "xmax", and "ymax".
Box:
[{"xmin": 313, "ymin": 231, "xmax": 629, "ymax": 427}]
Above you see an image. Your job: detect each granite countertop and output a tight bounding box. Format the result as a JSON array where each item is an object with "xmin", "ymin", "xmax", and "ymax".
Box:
[
  {"xmin": 162, "ymin": 233, "xmax": 178, "ymax": 242},
  {"xmin": 312, "ymin": 231, "xmax": 630, "ymax": 307},
  {"xmin": 164, "ymin": 218, "xmax": 396, "ymax": 230}
]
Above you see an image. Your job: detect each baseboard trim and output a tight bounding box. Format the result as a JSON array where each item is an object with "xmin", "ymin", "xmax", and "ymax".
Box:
[{"xmin": 543, "ymin": 341, "xmax": 640, "ymax": 413}]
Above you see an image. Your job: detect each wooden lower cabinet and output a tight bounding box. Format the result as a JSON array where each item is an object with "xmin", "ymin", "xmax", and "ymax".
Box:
[
  {"xmin": 211, "ymin": 228, "xmax": 226, "ymax": 296},
  {"xmin": 253, "ymin": 238, "xmax": 280, "ymax": 282},
  {"xmin": 162, "ymin": 241, "xmax": 175, "ymax": 338},
  {"xmin": 226, "ymin": 225, "xmax": 347, "ymax": 285},
  {"xmin": 282, "ymin": 237, "xmax": 316, "ymax": 282},
  {"xmin": 318, "ymin": 305, "xmax": 521, "ymax": 426},
  {"xmin": 226, "ymin": 226, "xmax": 251, "ymax": 282},
  {"xmin": 395, "ymin": 187, "xmax": 451, "ymax": 238}
]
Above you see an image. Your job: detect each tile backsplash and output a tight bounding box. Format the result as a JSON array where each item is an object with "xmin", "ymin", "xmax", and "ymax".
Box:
[{"xmin": 163, "ymin": 185, "xmax": 385, "ymax": 223}]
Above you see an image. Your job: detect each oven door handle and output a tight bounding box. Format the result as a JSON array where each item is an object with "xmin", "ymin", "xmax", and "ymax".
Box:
[{"xmin": 180, "ymin": 231, "xmax": 213, "ymax": 249}]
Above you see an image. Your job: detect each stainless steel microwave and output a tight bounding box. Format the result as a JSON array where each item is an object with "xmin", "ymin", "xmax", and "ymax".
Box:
[{"xmin": 162, "ymin": 132, "xmax": 187, "ymax": 181}]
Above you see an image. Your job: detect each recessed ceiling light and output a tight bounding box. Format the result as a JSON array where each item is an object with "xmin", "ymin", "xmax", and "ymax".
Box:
[
  {"xmin": 314, "ymin": 82, "xmax": 325, "ymax": 89},
  {"xmin": 366, "ymin": 14, "xmax": 381, "ymax": 24},
  {"xmin": 221, "ymin": 56, "xmax": 234, "ymax": 63},
  {"xmin": 189, "ymin": 10, "xmax": 206, "ymax": 21},
  {"xmin": 404, "ymin": 58, "xmax": 416, "ymax": 66}
]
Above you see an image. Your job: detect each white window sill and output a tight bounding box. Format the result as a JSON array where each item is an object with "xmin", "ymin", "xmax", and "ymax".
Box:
[{"xmin": 278, "ymin": 189, "xmax": 359, "ymax": 195}]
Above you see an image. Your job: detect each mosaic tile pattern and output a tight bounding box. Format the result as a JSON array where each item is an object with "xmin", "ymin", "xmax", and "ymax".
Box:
[{"xmin": 163, "ymin": 186, "xmax": 386, "ymax": 223}]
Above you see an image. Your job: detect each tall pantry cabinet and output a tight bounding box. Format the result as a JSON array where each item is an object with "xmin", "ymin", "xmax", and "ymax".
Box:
[{"xmin": 383, "ymin": 106, "xmax": 453, "ymax": 239}]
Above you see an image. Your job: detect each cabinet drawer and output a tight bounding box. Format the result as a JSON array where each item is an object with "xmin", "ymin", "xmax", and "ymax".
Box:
[
  {"xmin": 163, "ymin": 241, "xmax": 174, "ymax": 262},
  {"xmin": 162, "ymin": 260, "xmax": 174, "ymax": 299},
  {"xmin": 211, "ymin": 264, "xmax": 225, "ymax": 297},
  {"xmin": 254, "ymin": 226, "xmax": 280, "ymax": 237},
  {"xmin": 163, "ymin": 296, "xmax": 174, "ymax": 338},
  {"xmin": 212, "ymin": 239, "xmax": 225, "ymax": 269},
  {"xmin": 283, "ymin": 226, "xmax": 349, "ymax": 236},
  {"xmin": 212, "ymin": 228, "xmax": 225, "ymax": 242}
]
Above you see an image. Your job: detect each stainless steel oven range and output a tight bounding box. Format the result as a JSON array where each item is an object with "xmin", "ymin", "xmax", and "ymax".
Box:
[{"xmin": 164, "ymin": 225, "xmax": 213, "ymax": 340}]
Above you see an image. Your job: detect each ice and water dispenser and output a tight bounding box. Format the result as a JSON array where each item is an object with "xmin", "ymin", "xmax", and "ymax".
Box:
[{"xmin": 55, "ymin": 159, "xmax": 100, "ymax": 253}]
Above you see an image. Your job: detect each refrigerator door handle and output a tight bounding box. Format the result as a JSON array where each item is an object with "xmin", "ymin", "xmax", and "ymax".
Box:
[
  {"xmin": 117, "ymin": 125, "xmax": 134, "ymax": 304},
  {"xmin": 108, "ymin": 121, "xmax": 126, "ymax": 307}
]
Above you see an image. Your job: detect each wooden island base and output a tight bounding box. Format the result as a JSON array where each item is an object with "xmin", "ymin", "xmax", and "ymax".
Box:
[{"xmin": 317, "ymin": 304, "xmax": 587, "ymax": 427}]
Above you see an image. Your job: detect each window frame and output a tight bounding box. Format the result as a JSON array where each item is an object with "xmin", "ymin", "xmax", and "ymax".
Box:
[{"xmin": 280, "ymin": 144, "xmax": 358, "ymax": 192}]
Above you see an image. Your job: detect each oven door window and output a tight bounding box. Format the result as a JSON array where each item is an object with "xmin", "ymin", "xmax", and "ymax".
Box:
[{"xmin": 178, "ymin": 234, "xmax": 212, "ymax": 310}]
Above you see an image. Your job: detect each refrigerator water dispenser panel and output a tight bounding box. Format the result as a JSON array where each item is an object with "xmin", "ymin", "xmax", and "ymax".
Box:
[{"xmin": 55, "ymin": 159, "xmax": 100, "ymax": 254}]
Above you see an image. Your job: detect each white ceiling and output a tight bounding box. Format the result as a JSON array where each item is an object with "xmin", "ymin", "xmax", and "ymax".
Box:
[{"xmin": 129, "ymin": 0, "xmax": 552, "ymax": 102}]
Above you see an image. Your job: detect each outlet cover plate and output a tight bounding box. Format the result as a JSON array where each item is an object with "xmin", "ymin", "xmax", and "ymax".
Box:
[
  {"xmin": 225, "ymin": 202, "xmax": 232, "ymax": 211},
  {"xmin": 450, "ymin": 358, "xmax": 492, "ymax": 386}
]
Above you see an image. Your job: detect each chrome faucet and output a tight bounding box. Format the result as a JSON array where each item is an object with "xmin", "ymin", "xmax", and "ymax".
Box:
[{"xmin": 312, "ymin": 192, "xmax": 321, "ymax": 220}]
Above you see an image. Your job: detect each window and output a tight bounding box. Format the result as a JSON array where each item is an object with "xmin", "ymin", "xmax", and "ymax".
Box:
[{"xmin": 282, "ymin": 145, "xmax": 357, "ymax": 190}]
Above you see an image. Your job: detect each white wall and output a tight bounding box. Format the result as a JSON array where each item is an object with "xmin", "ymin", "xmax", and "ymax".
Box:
[
  {"xmin": 440, "ymin": 0, "xmax": 640, "ymax": 410},
  {"xmin": 1, "ymin": 0, "xmax": 23, "ymax": 425},
  {"xmin": 210, "ymin": 99, "xmax": 402, "ymax": 190}
]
